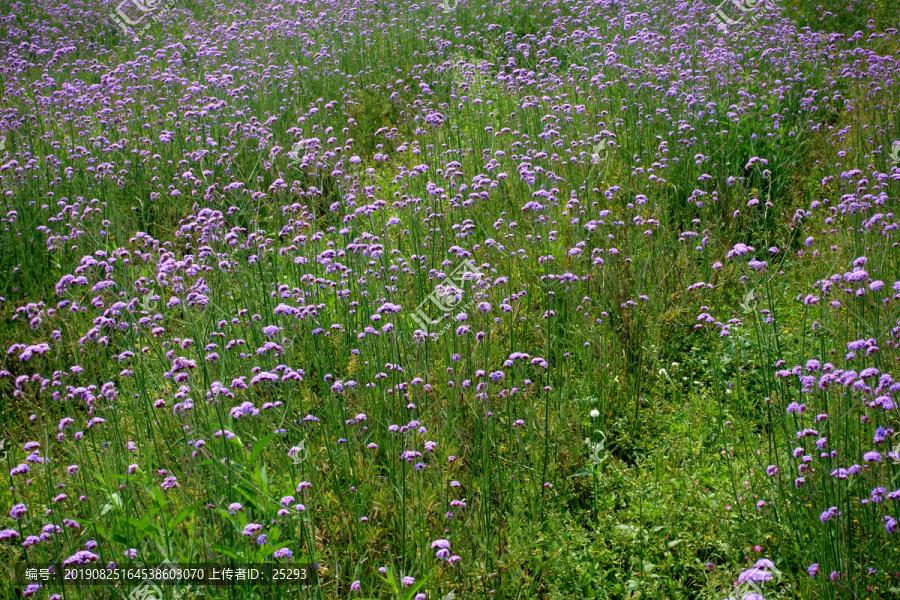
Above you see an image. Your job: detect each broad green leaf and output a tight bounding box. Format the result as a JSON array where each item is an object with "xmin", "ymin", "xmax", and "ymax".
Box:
[
  {"xmin": 212, "ymin": 545, "xmax": 242, "ymax": 561},
  {"xmin": 248, "ymin": 433, "xmax": 276, "ymax": 465},
  {"xmin": 170, "ymin": 502, "xmax": 198, "ymax": 531},
  {"xmin": 127, "ymin": 517, "xmax": 153, "ymax": 535}
]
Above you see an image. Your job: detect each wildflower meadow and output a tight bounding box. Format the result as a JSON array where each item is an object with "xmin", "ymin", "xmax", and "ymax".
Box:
[{"xmin": 1, "ymin": 0, "xmax": 899, "ymax": 597}]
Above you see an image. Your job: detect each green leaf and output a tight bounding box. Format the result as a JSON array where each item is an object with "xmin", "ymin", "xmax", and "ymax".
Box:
[
  {"xmin": 252, "ymin": 464, "xmax": 270, "ymax": 496},
  {"xmin": 235, "ymin": 487, "xmax": 255, "ymax": 506},
  {"xmin": 378, "ymin": 566, "xmax": 400, "ymax": 594},
  {"xmin": 212, "ymin": 545, "xmax": 242, "ymax": 561},
  {"xmin": 170, "ymin": 502, "xmax": 198, "ymax": 531},
  {"xmin": 127, "ymin": 517, "xmax": 153, "ymax": 535},
  {"xmin": 248, "ymin": 433, "xmax": 276, "ymax": 465},
  {"xmin": 90, "ymin": 469, "xmax": 109, "ymax": 488},
  {"xmin": 100, "ymin": 492, "xmax": 123, "ymax": 516},
  {"xmin": 403, "ymin": 576, "xmax": 429, "ymax": 600}
]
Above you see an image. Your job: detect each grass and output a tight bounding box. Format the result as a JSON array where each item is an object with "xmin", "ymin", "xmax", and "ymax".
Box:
[{"xmin": 0, "ymin": 0, "xmax": 899, "ymax": 598}]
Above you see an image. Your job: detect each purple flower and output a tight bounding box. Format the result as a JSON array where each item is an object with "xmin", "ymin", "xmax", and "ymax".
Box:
[
  {"xmin": 63, "ymin": 550, "xmax": 99, "ymax": 564},
  {"xmin": 10, "ymin": 464, "xmax": 30, "ymax": 477},
  {"xmin": 230, "ymin": 401, "xmax": 259, "ymax": 418},
  {"xmin": 9, "ymin": 504, "xmax": 26, "ymax": 519},
  {"xmin": 808, "ymin": 563, "xmax": 819, "ymax": 578},
  {"xmin": 274, "ymin": 547, "xmax": 293, "ymax": 558},
  {"xmin": 864, "ymin": 451, "xmax": 882, "ymax": 463},
  {"xmin": 786, "ymin": 402, "xmax": 804, "ymax": 414},
  {"xmin": 22, "ymin": 584, "xmax": 41, "ymax": 597},
  {"xmin": 726, "ymin": 243, "xmax": 754, "ymax": 259},
  {"xmin": 748, "ymin": 260, "xmax": 767, "ymax": 271},
  {"xmin": 262, "ymin": 325, "xmax": 282, "ymax": 339},
  {"xmin": 820, "ymin": 506, "xmax": 839, "ymax": 523},
  {"xmin": 736, "ymin": 567, "xmax": 773, "ymax": 584},
  {"xmin": 402, "ymin": 576, "xmax": 415, "ymax": 586}
]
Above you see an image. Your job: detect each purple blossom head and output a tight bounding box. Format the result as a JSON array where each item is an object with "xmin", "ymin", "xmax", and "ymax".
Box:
[
  {"xmin": 726, "ymin": 243, "xmax": 754, "ymax": 259},
  {"xmin": 863, "ymin": 451, "xmax": 882, "ymax": 463},
  {"xmin": 262, "ymin": 325, "xmax": 282, "ymax": 339},
  {"xmin": 736, "ymin": 567, "xmax": 773, "ymax": 584},
  {"xmin": 10, "ymin": 464, "xmax": 30, "ymax": 477},
  {"xmin": 820, "ymin": 506, "xmax": 839, "ymax": 523},
  {"xmin": 62, "ymin": 550, "xmax": 99, "ymax": 565}
]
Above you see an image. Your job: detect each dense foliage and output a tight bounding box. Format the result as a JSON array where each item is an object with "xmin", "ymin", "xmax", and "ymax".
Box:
[{"xmin": 1, "ymin": 0, "xmax": 899, "ymax": 598}]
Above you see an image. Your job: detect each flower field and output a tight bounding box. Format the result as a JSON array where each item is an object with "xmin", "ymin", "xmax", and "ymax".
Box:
[{"xmin": 1, "ymin": 0, "xmax": 899, "ymax": 597}]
